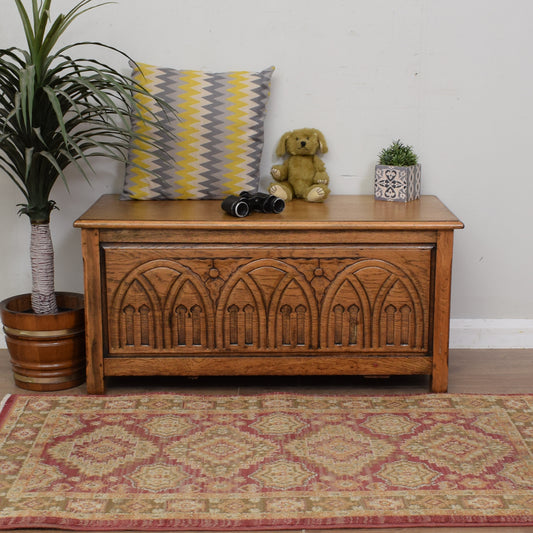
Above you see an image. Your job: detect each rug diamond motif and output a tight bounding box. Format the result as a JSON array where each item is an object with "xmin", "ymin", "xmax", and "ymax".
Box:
[
  {"xmin": 378, "ymin": 459, "xmax": 440, "ymax": 488},
  {"xmin": 49, "ymin": 414, "xmax": 85, "ymax": 438},
  {"xmin": 250, "ymin": 413, "xmax": 307, "ymax": 435},
  {"xmin": 166, "ymin": 424, "xmax": 277, "ymax": 477},
  {"xmin": 286, "ymin": 424, "xmax": 394, "ymax": 475},
  {"xmin": 128, "ymin": 463, "xmax": 190, "ymax": 492},
  {"xmin": 362, "ymin": 413, "xmax": 419, "ymax": 436},
  {"xmin": 47, "ymin": 424, "xmax": 158, "ymax": 476},
  {"xmin": 143, "ymin": 415, "xmax": 193, "ymax": 437},
  {"xmin": 250, "ymin": 459, "xmax": 316, "ymax": 489},
  {"xmin": 403, "ymin": 422, "xmax": 513, "ymax": 474},
  {"xmin": 501, "ymin": 459, "xmax": 533, "ymax": 487},
  {"xmin": 22, "ymin": 463, "xmax": 65, "ymax": 492}
]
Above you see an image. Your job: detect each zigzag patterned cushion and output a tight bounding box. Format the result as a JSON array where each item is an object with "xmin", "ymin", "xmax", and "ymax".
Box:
[{"xmin": 122, "ymin": 63, "xmax": 274, "ymax": 200}]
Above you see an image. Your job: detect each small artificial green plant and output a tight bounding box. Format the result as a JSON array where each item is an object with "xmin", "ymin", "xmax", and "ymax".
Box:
[{"xmin": 378, "ymin": 139, "xmax": 418, "ymax": 167}]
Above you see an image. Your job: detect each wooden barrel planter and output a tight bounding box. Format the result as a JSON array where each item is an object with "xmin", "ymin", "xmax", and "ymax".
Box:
[{"xmin": 0, "ymin": 292, "xmax": 86, "ymax": 391}]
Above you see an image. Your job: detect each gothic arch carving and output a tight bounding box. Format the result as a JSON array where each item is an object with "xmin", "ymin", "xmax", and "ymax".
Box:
[
  {"xmin": 110, "ymin": 259, "xmax": 214, "ymax": 350},
  {"xmin": 110, "ymin": 261, "xmax": 166, "ymax": 350},
  {"xmin": 164, "ymin": 272, "xmax": 215, "ymax": 349},
  {"xmin": 321, "ymin": 259, "xmax": 426, "ymax": 349},
  {"xmin": 217, "ymin": 258, "xmax": 319, "ymax": 349}
]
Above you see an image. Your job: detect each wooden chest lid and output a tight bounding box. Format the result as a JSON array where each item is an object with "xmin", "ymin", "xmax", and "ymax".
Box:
[{"xmin": 74, "ymin": 194, "xmax": 464, "ymax": 231}]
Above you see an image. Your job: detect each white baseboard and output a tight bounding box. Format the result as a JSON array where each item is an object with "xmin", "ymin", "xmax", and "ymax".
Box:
[
  {"xmin": 449, "ymin": 319, "xmax": 533, "ymax": 349},
  {"xmin": 1, "ymin": 319, "xmax": 533, "ymax": 350}
]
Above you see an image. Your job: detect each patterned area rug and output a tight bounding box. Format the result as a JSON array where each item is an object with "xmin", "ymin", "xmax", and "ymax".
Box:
[{"xmin": 1, "ymin": 393, "xmax": 533, "ymax": 530}]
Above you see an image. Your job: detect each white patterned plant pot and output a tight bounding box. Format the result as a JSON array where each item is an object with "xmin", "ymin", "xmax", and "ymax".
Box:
[{"xmin": 374, "ymin": 164, "xmax": 421, "ymax": 202}]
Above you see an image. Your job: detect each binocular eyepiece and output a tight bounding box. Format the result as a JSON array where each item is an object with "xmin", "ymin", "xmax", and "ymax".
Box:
[{"xmin": 221, "ymin": 191, "xmax": 285, "ymax": 218}]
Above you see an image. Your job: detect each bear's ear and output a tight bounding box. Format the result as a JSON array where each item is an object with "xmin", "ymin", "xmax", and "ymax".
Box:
[
  {"xmin": 315, "ymin": 129, "xmax": 328, "ymax": 153},
  {"xmin": 275, "ymin": 131, "xmax": 292, "ymax": 157}
]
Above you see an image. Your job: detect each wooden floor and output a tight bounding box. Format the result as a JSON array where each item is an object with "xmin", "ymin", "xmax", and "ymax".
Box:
[{"xmin": 1, "ymin": 348, "xmax": 532, "ymax": 533}]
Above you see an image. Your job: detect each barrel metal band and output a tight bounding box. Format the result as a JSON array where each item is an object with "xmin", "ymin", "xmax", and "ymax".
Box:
[
  {"xmin": 13, "ymin": 371, "xmax": 85, "ymax": 385},
  {"xmin": 3, "ymin": 325, "xmax": 84, "ymax": 338}
]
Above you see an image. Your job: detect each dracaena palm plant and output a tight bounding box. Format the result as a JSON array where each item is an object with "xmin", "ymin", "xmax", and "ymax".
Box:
[{"xmin": 0, "ymin": 0, "xmax": 169, "ymax": 315}]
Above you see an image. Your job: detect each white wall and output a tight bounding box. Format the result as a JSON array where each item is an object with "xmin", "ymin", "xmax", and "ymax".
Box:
[{"xmin": 1, "ymin": 0, "xmax": 532, "ymax": 346}]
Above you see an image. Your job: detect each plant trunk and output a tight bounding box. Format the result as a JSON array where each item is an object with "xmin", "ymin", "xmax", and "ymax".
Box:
[{"xmin": 30, "ymin": 223, "xmax": 58, "ymax": 314}]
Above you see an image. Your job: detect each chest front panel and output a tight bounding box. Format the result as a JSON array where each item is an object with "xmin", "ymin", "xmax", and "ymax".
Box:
[{"xmin": 102, "ymin": 244, "xmax": 432, "ymax": 356}]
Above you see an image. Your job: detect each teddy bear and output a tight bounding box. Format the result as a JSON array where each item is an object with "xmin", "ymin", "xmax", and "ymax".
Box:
[{"xmin": 268, "ymin": 128, "xmax": 330, "ymax": 202}]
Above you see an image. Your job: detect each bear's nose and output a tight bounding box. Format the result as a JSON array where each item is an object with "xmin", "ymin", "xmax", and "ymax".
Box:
[{"xmin": 300, "ymin": 141, "xmax": 306, "ymax": 147}]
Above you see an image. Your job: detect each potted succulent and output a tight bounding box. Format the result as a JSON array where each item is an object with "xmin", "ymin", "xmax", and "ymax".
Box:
[
  {"xmin": 374, "ymin": 139, "xmax": 421, "ymax": 202},
  {"xmin": 0, "ymin": 0, "xmax": 170, "ymax": 390}
]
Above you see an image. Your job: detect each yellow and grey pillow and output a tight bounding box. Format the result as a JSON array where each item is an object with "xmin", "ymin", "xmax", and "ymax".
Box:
[{"xmin": 122, "ymin": 63, "xmax": 274, "ymax": 200}]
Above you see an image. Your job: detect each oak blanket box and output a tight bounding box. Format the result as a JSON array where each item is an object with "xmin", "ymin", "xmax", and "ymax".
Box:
[{"xmin": 74, "ymin": 194, "xmax": 463, "ymax": 394}]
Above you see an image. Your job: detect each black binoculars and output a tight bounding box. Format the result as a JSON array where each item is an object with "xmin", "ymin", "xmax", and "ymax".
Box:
[{"xmin": 221, "ymin": 191, "xmax": 285, "ymax": 218}]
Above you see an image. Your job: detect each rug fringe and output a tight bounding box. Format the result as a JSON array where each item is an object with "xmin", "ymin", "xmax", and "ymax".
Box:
[{"xmin": 0, "ymin": 394, "xmax": 11, "ymax": 415}]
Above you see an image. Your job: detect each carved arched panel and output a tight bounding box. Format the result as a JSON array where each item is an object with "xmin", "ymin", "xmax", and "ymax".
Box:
[
  {"xmin": 217, "ymin": 259, "xmax": 319, "ymax": 350},
  {"xmin": 373, "ymin": 276, "xmax": 423, "ymax": 349},
  {"xmin": 109, "ymin": 259, "xmax": 213, "ymax": 352},
  {"xmin": 219, "ymin": 278, "xmax": 264, "ymax": 349},
  {"xmin": 165, "ymin": 275, "xmax": 215, "ymax": 350},
  {"xmin": 118, "ymin": 293, "xmax": 156, "ymax": 349},
  {"xmin": 322, "ymin": 258, "xmax": 428, "ymax": 351},
  {"xmin": 271, "ymin": 277, "xmax": 317, "ymax": 349},
  {"xmin": 324, "ymin": 282, "xmax": 367, "ymax": 349},
  {"xmin": 110, "ymin": 269, "xmax": 164, "ymax": 351}
]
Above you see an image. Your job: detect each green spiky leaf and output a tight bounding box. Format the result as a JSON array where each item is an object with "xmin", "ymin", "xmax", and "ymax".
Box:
[{"xmin": 1, "ymin": 0, "xmax": 174, "ymax": 223}]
